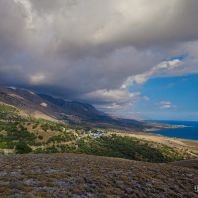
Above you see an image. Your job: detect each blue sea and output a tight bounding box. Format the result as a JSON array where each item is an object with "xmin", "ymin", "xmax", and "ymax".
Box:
[{"xmin": 146, "ymin": 120, "xmax": 198, "ymax": 140}]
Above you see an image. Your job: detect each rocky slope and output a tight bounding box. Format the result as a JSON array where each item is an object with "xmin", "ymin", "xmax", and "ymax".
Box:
[
  {"xmin": 0, "ymin": 153, "xmax": 197, "ymax": 197},
  {"xmin": 0, "ymin": 86, "xmax": 148, "ymax": 130}
]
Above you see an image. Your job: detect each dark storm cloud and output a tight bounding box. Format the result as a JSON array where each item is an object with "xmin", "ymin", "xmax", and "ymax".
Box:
[{"xmin": 0, "ymin": 0, "xmax": 198, "ymax": 116}]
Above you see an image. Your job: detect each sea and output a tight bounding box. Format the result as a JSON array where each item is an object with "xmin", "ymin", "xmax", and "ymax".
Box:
[{"xmin": 146, "ymin": 120, "xmax": 198, "ymax": 140}]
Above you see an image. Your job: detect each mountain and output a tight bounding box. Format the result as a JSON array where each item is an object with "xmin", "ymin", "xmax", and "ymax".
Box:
[
  {"xmin": 0, "ymin": 86, "xmax": 147, "ymax": 130},
  {"xmin": 38, "ymin": 93, "xmax": 106, "ymax": 121}
]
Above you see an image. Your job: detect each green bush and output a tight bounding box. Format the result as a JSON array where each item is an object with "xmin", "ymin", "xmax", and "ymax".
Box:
[
  {"xmin": 15, "ymin": 142, "xmax": 32, "ymax": 154},
  {"xmin": 38, "ymin": 135, "xmax": 43, "ymax": 140},
  {"xmin": 76, "ymin": 135, "xmax": 168, "ymax": 163},
  {"xmin": 47, "ymin": 132, "xmax": 76, "ymax": 143},
  {"xmin": 0, "ymin": 104, "xmax": 24, "ymax": 121}
]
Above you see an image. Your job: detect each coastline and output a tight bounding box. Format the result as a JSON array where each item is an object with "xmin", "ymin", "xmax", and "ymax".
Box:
[
  {"xmin": 143, "ymin": 120, "xmax": 198, "ymax": 140},
  {"xmin": 109, "ymin": 130, "xmax": 198, "ymax": 158},
  {"xmin": 145, "ymin": 122, "xmax": 188, "ymax": 132}
]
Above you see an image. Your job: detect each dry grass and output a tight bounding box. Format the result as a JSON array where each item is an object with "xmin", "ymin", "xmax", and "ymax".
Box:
[{"xmin": 0, "ymin": 153, "xmax": 197, "ymax": 197}]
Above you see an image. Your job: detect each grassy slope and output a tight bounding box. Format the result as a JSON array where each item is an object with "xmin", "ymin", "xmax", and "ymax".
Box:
[{"xmin": 0, "ymin": 103, "xmax": 197, "ymax": 163}]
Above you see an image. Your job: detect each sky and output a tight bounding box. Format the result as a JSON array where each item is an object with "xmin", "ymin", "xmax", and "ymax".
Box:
[
  {"xmin": 132, "ymin": 74, "xmax": 198, "ymax": 120},
  {"xmin": 0, "ymin": 0, "xmax": 198, "ymax": 120}
]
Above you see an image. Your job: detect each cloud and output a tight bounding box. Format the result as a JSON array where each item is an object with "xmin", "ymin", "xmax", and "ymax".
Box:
[
  {"xmin": 122, "ymin": 58, "xmax": 183, "ymax": 88},
  {"xmin": 84, "ymin": 87, "xmax": 136, "ymax": 105},
  {"xmin": 159, "ymin": 101, "xmax": 174, "ymax": 109},
  {"xmin": 0, "ymin": 0, "xmax": 198, "ymax": 117},
  {"xmin": 29, "ymin": 73, "xmax": 46, "ymax": 85},
  {"xmin": 143, "ymin": 96, "xmax": 150, "ymax": 101}
]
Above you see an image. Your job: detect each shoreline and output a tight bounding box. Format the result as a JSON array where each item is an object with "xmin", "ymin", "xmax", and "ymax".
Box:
[
  {"xmin": 110, "ymin": 130, "xmax": 198, "ymax": 158},
  {"xmin": 145, "ymin": 123, "xmax": 189, "ymax": 132},
  {"xmin": 143, "ymin": 122, "xmax": 197, "ymax": 141}
]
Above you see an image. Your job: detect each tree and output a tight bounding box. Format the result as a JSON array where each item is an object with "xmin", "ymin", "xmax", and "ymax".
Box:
[{"xmin": 15, "ymin": 142, "xmax": 32, "ymax": 154}]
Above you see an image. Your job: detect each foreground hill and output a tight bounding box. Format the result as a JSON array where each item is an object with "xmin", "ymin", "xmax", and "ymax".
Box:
[{"xmin": 0, "ymin": 153, "xmax": 197, "ymax": 197}]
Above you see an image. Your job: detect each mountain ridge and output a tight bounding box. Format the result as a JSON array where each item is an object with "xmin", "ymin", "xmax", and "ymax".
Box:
[{"xmin": 0, "ymin": 86, "xmax": 147, "ymax": 130}]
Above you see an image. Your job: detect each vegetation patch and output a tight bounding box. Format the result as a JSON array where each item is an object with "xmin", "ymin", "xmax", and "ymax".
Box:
[
  {"xmin": 15, "ymin": 141, "xmax": 32, "ymax": 154},
  {"xmin": 0, "ymin": 103, "xmax": 195, "ymax": 163}
]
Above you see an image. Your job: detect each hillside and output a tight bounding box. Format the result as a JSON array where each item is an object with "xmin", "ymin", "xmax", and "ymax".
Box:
[
  {"xmin": 0, "ymin": 153, "xmax": 197, "ymax": 197},
  {"xmin": 0, "ymin": 86, "xmax": 153, "ymax": 130},
  {"xmin": 0, "ymin": 102, "xmax": 197, "ymax": 162}
]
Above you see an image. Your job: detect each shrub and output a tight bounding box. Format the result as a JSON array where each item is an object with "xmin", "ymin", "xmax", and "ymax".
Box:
[
  {"xmin": 15, "ymin": 142, "xmax": 32, "ymax": 154},
  {"xmin": 38, "ymin": 135, "xmax": 43, "ymax": 140},
  {"xmin": 76, "ymin": 135, "xmax": 167, "ymax": 163}
]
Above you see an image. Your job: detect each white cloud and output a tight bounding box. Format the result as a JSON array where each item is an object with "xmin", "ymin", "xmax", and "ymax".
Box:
[
  {"xmin": 143, "ymin": 96, "xmax": 150, "ymax": 101},
  {"xmin": 82, "ymin": 88, "xmax": 140, "ymax": 105},
  {"xmin": 40, "ymin": 102, "xmax": 48, "ymax": 107},
  {"xmin": 81, "ymin": 88, "xmax": 141, "ymax": 118},
  {"xmin": 29, "ymin": 73, "xmax": 46, "ymax": 85},
  {"xmin": 121, "ymin": 58, "xmax": 183, "ymax": 88},
  {"xmin": 14, "ymin": 0, "xmax": 34, "ymax": 29},
  {"xmin": 159, "ymin": 101, "xmax": 174, "ymax": 109}
]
